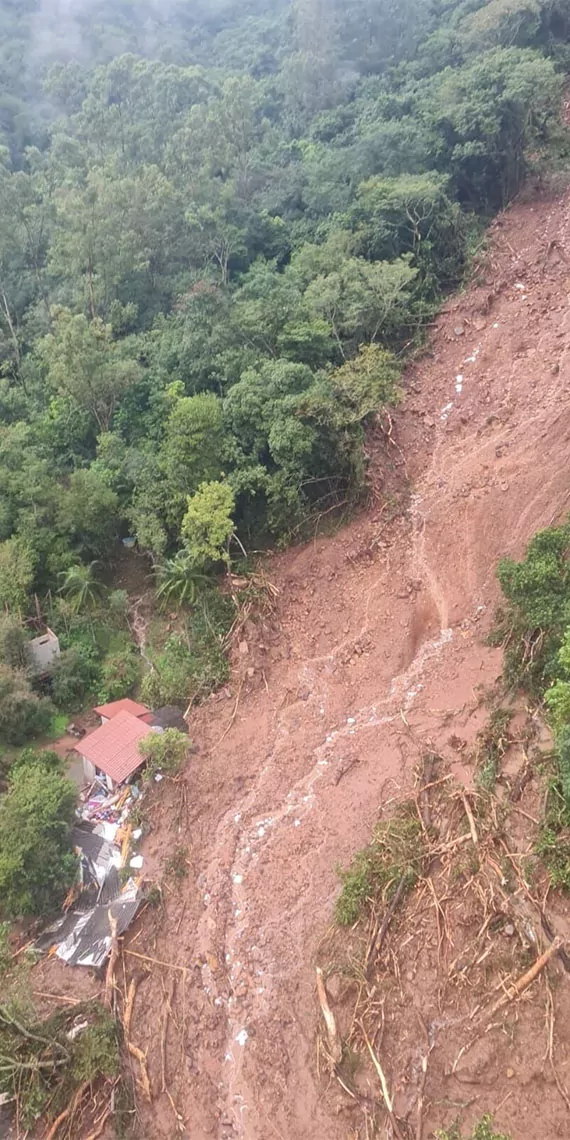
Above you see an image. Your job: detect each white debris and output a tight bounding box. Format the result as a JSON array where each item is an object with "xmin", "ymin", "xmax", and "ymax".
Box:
[
  {"xmin": 233, "ymin": 873, "xmax": 243, "ymax": 885},
  {"xmin": 515, "ymin": 282, "xmax": 525, "ymax": 290},
  {"xmin": 129, "ymin": 854, "xmax": 143, "ymax": 869},
  {"xmin": 235, "ymin": 1029, "xmax": 248, "ymax": 1047},
  {"xmin": 294, "ymin": 819, "xmax": 301, "ymax": 827},
  {"xmin": 67, "ymin": 1019, "xmax": 89, "ymax": 1041},
  {"xmin": 132, "ymin": 828, "xmax": 142, "ymax": 840}
]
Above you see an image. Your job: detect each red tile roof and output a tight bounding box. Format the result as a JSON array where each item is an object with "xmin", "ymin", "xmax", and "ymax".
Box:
[
  {"xmin": 93, "ymin": 698, "xmax": 150, "ymax": 721},
  {"xmin": 78, "ymin": 710, "xmax": 153, "ymax": 785}
]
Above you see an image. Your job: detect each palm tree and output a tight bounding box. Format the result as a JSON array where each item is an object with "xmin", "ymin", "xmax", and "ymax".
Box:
[
  {"xmin": 155, "ymin": 552, "xmax": 207, "ymax": 611},
  {"xmin": 58, "ymin": 562, "xmax": 107, "ymax": 613}
]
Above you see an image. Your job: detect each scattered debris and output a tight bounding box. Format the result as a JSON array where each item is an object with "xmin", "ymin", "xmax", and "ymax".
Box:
[
  {"xmin": 317, "ymin": 742, "xmax": 570, "ymax": 1138},
  {"xmin": 37, "ymin": 879, "xmax": 143, "ymax": 969}
]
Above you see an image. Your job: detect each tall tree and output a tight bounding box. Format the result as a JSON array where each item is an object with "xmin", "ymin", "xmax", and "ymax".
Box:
[{"xmin": 39, "ymin": 309, "xmax": 142, "ymax": 431}]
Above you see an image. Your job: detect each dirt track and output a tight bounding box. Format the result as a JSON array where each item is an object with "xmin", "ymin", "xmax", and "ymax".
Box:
[{"xmin": 39, "ymin": 186, "xmax": 570, "ymax": 1139}]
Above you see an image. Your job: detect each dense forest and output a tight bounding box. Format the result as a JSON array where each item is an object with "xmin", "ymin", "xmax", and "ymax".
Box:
[{"xmin": 0, "ymin": 0, "xmax": 569, "ymax": 747}]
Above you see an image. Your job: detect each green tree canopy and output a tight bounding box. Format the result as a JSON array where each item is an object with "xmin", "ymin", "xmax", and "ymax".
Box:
[{"xmin": 0, "ymin": 752, "xmax": 77, "ymax": 919}]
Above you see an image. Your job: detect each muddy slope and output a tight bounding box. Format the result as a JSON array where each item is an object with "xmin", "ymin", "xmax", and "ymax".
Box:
[{"xmin": 93, "ymin": 189, "xmax": 570, "ymax": 1139}]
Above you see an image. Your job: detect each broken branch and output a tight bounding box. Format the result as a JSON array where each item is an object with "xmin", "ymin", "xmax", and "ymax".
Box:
[
  {"xmin": 489, "ymin": 937, "xmax": 562, "ymax": 1016},
  {"xmin": 128, "ymin": 1041, "xmax": 151, "ymax": 1101},
  {"xmin": 104, "ymin": 915, "xmax": 119, "ymax": 1010},
  {"xmin": 316, "ymin": 968, "xmax": 342, "ymax": 1065},
  {"xmin": 362, "ymin": 1030, "xmax": 405, "ymax": 1140},
  {"xmin": 123, "ymin": 949, "xmax": 188, "ymax": 972},
  {"xmin": 459, "ymin": 789, "xmax": 478, "ymax": 846},
  {"xmin": 366, "ymin": 873, "xmax": 407, "ymax": 974}
]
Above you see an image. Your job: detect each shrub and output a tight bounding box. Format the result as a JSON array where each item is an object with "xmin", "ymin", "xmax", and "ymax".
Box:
[
  {"xmin": 139, "ymin": 728, "xmax": 189, "ymax": 777},
  {"xmin": 0, "ymin": 751, "xmax": 77, "ymax": 918},
  {"xmin": 49, "ymin": 646, "xmax": 100, "ymax": 710},
  {"xmin": 97, "ymin": 642, "xmax": 140, "ymax": 703},
  {"xmin": 0, "ymin": 1002, "xmax": 119, "ymax": 1129},
  {"xmin": 0, "ymin": 665, "xmax": 54, "ymax": 746},
  {"xmin": 0, "ymin": 617, "xmax": 29, "ymax": 670},
  {"xmin": 495, "ymin": 522, "xmax": 570, "ymax": 695},
  {"xmin": 0, "ymin": 537, "xmax": 35, "ymax": 613},
  {"xmin": 335, "ymin": 803, "xmax": 423, "ymax": 926},
  {"xmin": 181, "ymin": 480, "xmax": 235, "ymax": 571},
  {"xmin": 141, "ymin": 635, "xmax": 194, "ymax": 708},
  {"xmin": 142, "ymin": 592, "xmax": 233, "ymax": 707},
  {"xmin": 436, "ymin": 1115, "xmax": 511, "ymax": 1140}
]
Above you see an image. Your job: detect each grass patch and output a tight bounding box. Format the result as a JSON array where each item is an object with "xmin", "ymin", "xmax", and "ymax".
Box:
[
  {"xmin": 436, "ymin": 1116, "xmax": 511, "ymax": 1140},
  {"xmin": 474, "ymin": 709, "xmax": 512, "ymax": 792},
  {"xmin": 335, "ymin": 802, "xmax": 424, "ymax": 926},
  {"xmin": 164, "ymin": 845, "xmax": 189, "ymax": 881},
  {"xmin": 45, "ymin": 712, "xmax": 69, "ymax": 739},
  {"xmin": 535, "ymin": 776, "xmax": 570, "ymax": 890}
]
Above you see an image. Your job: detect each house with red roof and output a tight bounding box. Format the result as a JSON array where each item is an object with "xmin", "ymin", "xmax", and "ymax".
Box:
[
  {"xmin": 76, "ymin": 707, "xmax": 153, "ymax": 791},
  {"xmin": 92, "ymin": 698, "xmax": 151, "ymax": 724}
]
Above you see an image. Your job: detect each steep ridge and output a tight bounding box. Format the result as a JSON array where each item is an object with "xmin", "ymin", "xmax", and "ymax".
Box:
[{"xmin": 122, "ymin": 186, "xmax": 570, "ymax": 1140}]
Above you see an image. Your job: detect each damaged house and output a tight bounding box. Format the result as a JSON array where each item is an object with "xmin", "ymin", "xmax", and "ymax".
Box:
[{"xmin": 75, "ymin": 704, "xmax": 153, "ymax": 791}]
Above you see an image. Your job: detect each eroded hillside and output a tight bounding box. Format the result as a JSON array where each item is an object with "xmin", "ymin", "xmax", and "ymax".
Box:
[{"xmin": 36, "ymin": 184, "xmax": 570, "ymax": 1140}]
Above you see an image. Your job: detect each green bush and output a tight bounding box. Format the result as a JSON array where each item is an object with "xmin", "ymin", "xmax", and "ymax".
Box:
[
  {"xmin": 141, "ymin": 635, "xmax": 194, "ymax": 708},
  {"xmin": 49, "ymin": 646, "xmax": 100, "ymax": 710},
  {"xmin": 495, "ymin": 521, "xmax": 570, "ymax": 881},
  {"xmin": 0, "ymin": 665, "xmax": 54, "ymax": 746},
  {"xmin": 335, "ymin": 804, "xmax": 423, "ymax": 926},
  {"xmin": 495, "ymin": 522, "xmax": 570, "ymax": 695},
  {"xmin": 0, "ymin": 617, "xmax": 29, "ymax": 671},
  {"xmin": 97, "ymin": 642, "xmax": 141, "ymax": 703},
  {"xmin": 436, "ymin": 1116, "xmax": 511, "ymax": 1140},
  {"xmin": 142, "ymin": 591, "xmax": 233, "ymax": 708},
  {"xmin": 0, "ymin": 751, "xmax": 77, "ymax": 918},
  {"xmin": 0, "ymin": 1003, "xmax": 119, "ymax": 1129},
  {"xmin": 139, "ymin": 728, "xmax": 189, "ymax": 777}
]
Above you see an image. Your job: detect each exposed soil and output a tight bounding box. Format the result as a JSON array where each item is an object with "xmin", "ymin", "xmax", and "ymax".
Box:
[{"xmin": 35, "ymin": 184, "xmax": 570, "ymax": 1139}]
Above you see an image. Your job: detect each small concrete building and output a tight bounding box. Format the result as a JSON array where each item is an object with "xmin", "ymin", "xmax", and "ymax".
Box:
[{"xmin": 28, "ymin": 628, "xmax": 60, "ymax": 674}]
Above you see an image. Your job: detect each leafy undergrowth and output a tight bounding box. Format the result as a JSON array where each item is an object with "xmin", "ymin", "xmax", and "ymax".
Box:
[
  {"xmin": 142, "ymin": 574, "xmax": 278, "ymax": 711},
  {"xmin": 492, "ymin": 519, "xmax": 570, "ymax": 888},
  {"xmin": 437, "ymin": 1118, "xmax": 511, "ymax": 1140},
  {"xmin": 335, "ymin": 802, "xmax": 425, "ymax": 926},
  {"xmin": 535, "ymin": 779, "xmax": 570, "ymax": 890},
  {"xmin": 474, "ymin": 709, "xmax": 513, "ymax": 792},
  {"xmin": 0, "ymin": 927, "xmax": 130, "ymax": 1138},
  {"xmin": 0, "ymin": 1000, "xmax": 126, "ymax": 1136},
  {"xmin": 317, "ymin": 732, "xmax": 565, "ymax": 1140}
]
